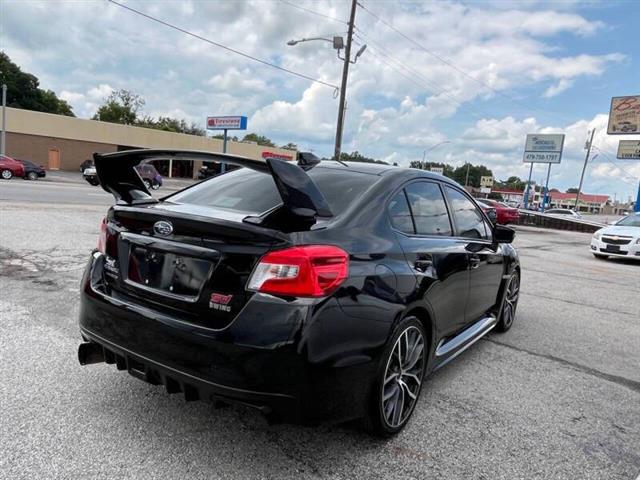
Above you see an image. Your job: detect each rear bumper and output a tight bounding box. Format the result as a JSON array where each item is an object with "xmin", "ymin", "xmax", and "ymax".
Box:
[{"xmin": 78, "ymin": 252, "xmax": 378, "ymax": 423}]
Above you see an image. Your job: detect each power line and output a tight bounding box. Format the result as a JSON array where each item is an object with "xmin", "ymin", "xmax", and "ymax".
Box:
[
  {"xmin": 279, "ymin": 0, "xmax": 347, "ymax": 24},
  {"xmin": 355, "ymin": 32, "xmax": 490, "ymax": 120},
  {"xmin": 107, "ymin": 0, "xmax": 339, "ymax": 91},
  {"xmin": 357, "ymin": 2, "xmax": 577, "ymax": 126}
]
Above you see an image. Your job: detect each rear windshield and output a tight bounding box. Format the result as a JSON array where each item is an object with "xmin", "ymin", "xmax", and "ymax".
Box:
[{"xmin": 167, "ymin": 166, "xmax": 379, "ymax": 215}]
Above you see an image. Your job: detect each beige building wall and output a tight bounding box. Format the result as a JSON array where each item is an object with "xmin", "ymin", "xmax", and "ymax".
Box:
[{"xmin": 4, "ymin": 107, "xmax": 297, "ymax": 175}]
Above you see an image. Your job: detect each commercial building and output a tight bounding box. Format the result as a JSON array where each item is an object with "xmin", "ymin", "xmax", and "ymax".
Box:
[
  {"xmin": 491, "ymin": 188, "xmax": 610, "ymax": 213},
  {"xmin": 2, "ymin": 107, "xmax": 296, "ymax": 178}
]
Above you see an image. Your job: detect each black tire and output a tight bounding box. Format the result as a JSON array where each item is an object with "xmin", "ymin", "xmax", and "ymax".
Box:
[
  {"xmin": 495, "ymin": 271, "xmax": 520, "ymax": 333},
  {"xmin": 1, "ymin": 169, "xmax": 13, "ymax": 180},
  {"xmin": 143, "ymin": 179, "xmax": 152, "ymax": 190},
  {"xmin": 593, "ymin": 253, "xmax": 608, "ymax": 260},
  {"xmin": 27, "ymin": 171, "xmax": 39, "ymax": 180},
  {"xmin": 363, "ymin": 316, "xmax": 427, "ymax": 436},
  {"xmin": 151, "ymin": 182, "xmax": 160, "ymax": 190}
]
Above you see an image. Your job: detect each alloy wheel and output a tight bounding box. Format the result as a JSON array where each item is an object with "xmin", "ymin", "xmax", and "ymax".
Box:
[
  {"xmin": 502, "ymin": 273, "xmax": 520, "ymax": 329},
  {"xmin": 1, "ymin": 170, "xmax": 12, "ymax": 179},
  {"xmin": 382, "ymin": 326, "xmax": 425, "ymax": 428},
  {"xmin": 28, "ymin": 172, "xmax": 38, "ymax": 180}
]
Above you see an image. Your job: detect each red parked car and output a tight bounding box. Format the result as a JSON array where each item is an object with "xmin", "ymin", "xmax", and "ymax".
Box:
[
  {"xmin": 0, "ymin": 155, "xmax": 26, "ymax": 180},
  {"xmin": 477, "ymin": 198, "xmax": 520, "ymax": 224}
]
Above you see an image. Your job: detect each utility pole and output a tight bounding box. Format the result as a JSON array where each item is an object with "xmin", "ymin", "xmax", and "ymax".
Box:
[
  {"xmin": 464, "ymin": 163, "xmax": 471, "ymax": 186},
  {"xmin": 574, "ymin": 128, "xmax": 595, "ymax": 211},
  {"xmin": 1, "ymin": 84, "xmax": 6, "ymax": 157},
  {"xmin": 333, "ymin": 0, "xmax": 357, "ymax": 161}
]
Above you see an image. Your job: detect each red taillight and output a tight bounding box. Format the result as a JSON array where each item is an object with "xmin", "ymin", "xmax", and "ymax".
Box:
[
  {"xmin": 247, "ymin": 245, "xmax": 349, "ymax": 297},
  {"xmin": 97, "ymin": 217, "xmax": 108, "ymax": 253}
]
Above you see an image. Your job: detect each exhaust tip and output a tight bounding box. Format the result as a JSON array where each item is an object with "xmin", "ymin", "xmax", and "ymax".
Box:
[{"xmin": 78, "ymin": 342, "xmax": 105, "ymax": 366}]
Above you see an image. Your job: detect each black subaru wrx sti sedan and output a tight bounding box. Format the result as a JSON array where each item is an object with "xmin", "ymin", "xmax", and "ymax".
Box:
[{"xmin": 78, "ymin": 149, "xmax": 520, "ymax": 436}]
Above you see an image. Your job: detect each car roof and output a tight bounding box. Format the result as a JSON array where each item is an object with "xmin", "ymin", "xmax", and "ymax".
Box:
[{"xmin": 314, "ymin": 161, "xmax": 458, "ymax": 184}]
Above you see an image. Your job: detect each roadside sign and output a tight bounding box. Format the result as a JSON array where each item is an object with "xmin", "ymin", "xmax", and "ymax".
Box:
[
  {"xmin": 617, "ymin": 140, "xmax": 640, "ymax": 159},
  {"xmin": 480, "ymin": 176, "xmax": 493, "ymax": 188},
  {"xmin": 206, "ymin": 116, "xmax": 248, "ymax": 130},
  {"xmin": 430, "ymin": 166, "xmax": 444, "ymax": 175},
  {"xmin": 523, "ymin": 134, "xmax": 565, "ymax": 163},
  {"xmin": 479, "ymin": 187, "xmax": 491, "ymax": 194},
  {"xmin": 607, "ymin": 96, "xmax": 640, "ymax": 135}
]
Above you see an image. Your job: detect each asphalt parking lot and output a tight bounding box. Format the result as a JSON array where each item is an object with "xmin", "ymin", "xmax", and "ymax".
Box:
[{"xmin": 1, "ymin": 179, "xmax": 639, "ymax": 480}]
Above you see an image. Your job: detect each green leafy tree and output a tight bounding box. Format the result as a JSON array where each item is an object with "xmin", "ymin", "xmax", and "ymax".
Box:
[
  {"xmin": 0, "ymin": 51, "xmax": 74, "ymax": 116},
  {"xmin": 409, "ymin": 161, "xmax": 455, "ymax": 178},
  {"xmin": 338, "ymin": 151, "xmax": 388, "ymax": 164},
  {"xmin": 451, "ymin": 163, "xmax": 493, "ymax": 188},
  {"xmin": 138, "ymin": 115, "xmax": 205, "ymax": 136},
  {"xmin": 281, "ymin": 142, "xmax": 298, "ymax": 150},
  {"xmin": 566, "ymin": 187, "xmax": 580, "ymax": 194},
  {"xmin": 242, "ymin": 133, "xmax": 275, "ymax": 147},
  {"xmin": 92, "ymin": 89, "xmax": 144, "ymax": 125}
]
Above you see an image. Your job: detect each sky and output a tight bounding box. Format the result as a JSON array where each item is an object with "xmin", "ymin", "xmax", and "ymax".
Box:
[{"xmin": 1, "ymin": 0, "xmax": 639, "ymax": 200}]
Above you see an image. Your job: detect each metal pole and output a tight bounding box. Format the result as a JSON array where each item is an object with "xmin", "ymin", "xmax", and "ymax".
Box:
[
  {"xmin": 464, "ymin": 163, "xmax": 471, "ymax": 186},
  {"xmin": 1, "ymin": 84, "xmax": 6, "ymax": 156},
  {"xmin": 333, "ymin": 0, "xmax": 357, "ymax": 161},
  {"xmin": 541, "ymin": 163, "xmax": 552, "ymax": 213},
  {"xmin": 524, "ymin": 162, "xmax": 534, "ymax": 209},
  {"xmin": 635, "ymin": 180, "xmax": 640, "ymax": 213},
  {"xmin": 221, "ymin": 128, "xmax": 227, "ymax": 173},
  {"xmin": 574, "ymin": 128, "xmax": 595, "ymax": 211}
]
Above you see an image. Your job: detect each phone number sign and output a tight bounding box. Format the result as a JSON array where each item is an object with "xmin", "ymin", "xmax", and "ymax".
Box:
[
  {"xmin": 523, "ymin": 134, "xmax": 565, "ymax": 164},
  {"xmin": 617, "ymin": 140, "xmax": 640, "ymax": 159}
]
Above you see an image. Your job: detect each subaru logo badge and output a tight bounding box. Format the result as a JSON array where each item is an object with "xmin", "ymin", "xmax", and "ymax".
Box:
[{"xmin": 153, "ymin": 220, "xmax": 173, "ymax": 236}]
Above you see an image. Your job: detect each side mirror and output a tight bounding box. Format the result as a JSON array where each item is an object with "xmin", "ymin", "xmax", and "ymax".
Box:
[
  {"xmin": 494, "ymin": 224, "xmax": 515, "ymax": 243},
  {"xmin": 486, "ymin": 208, "xmax": 497, "ymax": 224}
]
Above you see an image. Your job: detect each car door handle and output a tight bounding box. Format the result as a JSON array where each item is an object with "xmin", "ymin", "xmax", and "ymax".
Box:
[
  {"xmin": 469, "ymin": 255, "xmax": 481, "ymax": 269},
  {"xmin": 414, "ymin": 258, "xmax": 433, "ymax": 272}
]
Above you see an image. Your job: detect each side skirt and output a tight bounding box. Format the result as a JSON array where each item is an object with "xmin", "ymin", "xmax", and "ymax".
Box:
[{"xmin": 432, "ymin": 315, "xmax": 497, "ymax": 370}]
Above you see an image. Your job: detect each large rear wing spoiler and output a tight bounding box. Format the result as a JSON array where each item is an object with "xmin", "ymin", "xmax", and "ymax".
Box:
[{"xmin": 93, "ymin": 149, "xmax": 332, "ymax": 218}]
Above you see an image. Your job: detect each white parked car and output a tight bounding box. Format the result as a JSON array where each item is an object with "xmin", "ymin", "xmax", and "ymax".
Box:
[
  {"xmin": 544, "ymin": 208, "xmax": 582, "ymax": 219},
  {"xmin": 590, "ymin": 213, "xmax": 640, "ymax": 260}
]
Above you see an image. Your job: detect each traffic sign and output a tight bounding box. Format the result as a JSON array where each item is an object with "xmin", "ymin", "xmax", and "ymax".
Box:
[
  {"xmin": 523, "ymin": 134, "xmax": 565, "ymax": 164},
  {"xmin": 617, "ymin": 140, "xmax": 640, "ymax": 159}
]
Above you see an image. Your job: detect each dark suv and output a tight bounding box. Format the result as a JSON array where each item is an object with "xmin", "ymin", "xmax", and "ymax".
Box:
[{"xmin": 78, "ymin": 150, "xmax": 519, "ymax": 435}]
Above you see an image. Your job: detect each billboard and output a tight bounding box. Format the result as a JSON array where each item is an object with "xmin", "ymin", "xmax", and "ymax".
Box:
[
  {"xmin": 430, "ymin": 166, "xmax": 444, "ymax": 175},
  {"xmin": 607, "ymin": 96, "xmax": 640, "ymax": 135},
  {"xmin": 206, "ymin": 116, "xmax": 248, "ymax": 130},
  {"xmin": 480, "ymin": 176, "xmax": 493, "ymax": 188},
  {"xmin": 523, "ymin": 134, "xmax": 565, "ymax": 164},
  {"xmin": 617, "ymin": 140, "xmax": 640, "ymax": 160}
]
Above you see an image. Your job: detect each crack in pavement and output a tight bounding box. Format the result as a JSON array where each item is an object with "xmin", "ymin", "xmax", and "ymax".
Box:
[
  {"xmin": 520, "ymin": 291, "xmax": 638, "ymax": 317},
  {"xmin": 484, "ymin": 338, "xmax": 640, "ymax": 395}
]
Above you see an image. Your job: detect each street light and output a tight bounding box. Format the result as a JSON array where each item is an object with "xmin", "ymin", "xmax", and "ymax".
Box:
[
  {"xmin": 286, "ymin": 0, "xmax": 362, "ymax": 161},
  {"xmin": 422, "ymin": 140, "xmax": 451, "ymax": 162}
]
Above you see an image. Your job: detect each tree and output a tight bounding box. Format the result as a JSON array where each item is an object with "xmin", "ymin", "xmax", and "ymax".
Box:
[
  {"xmin": 566, "ymin": 187, "xmax": 580, "ymax": 194},
  {"xmin": 0, "ymin": 52, "xmax": 74, "ymax": 116},
  {"xmin": 138, "ymin": 115, "xmax": 205, "ymax": 136},
  {"xmin": 338, "ymin": 151, "xmax": 388, "ymax": 164},
  {"xmin": 281, "ymin": 142, "xmax": 298, "ymax": 150},
  {"xmin": 242, "ymin": 133, "xmax": 275, "ymax": 147},
  {"xmin": 92, "ymin": 89, "xmax": 144, "ymax": 125},
  {"xmin": 409, "ymin": 161, "xmax": 454, "ymax": 178},
  {"xmin": 451, "ymin": 163, "xmax": 493, "ymax": 187}
]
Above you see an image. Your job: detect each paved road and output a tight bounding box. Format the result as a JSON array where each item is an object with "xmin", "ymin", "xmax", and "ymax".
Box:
[
  {"xmin": 1, "ymin": 181, "xmax": 639, "ymax": 480},
  {"xmin": 0, "ymin": 176, "xmax": 191, "ymax": 206}
]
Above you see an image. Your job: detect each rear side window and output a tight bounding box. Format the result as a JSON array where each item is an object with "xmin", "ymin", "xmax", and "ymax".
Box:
[
  {"xmin": 444, "ymin": 186, "xmax": 490, "ymax": 240},
  {"xmin": 168, "ymin": 166, "xmax": 377, "ymax": 215},
  {"xmin": 405, "ymin": 182, "xmax": 452, "ymax": 236},
  {"xmin": 389, "ymin": 191, "xmax": 414, "ymax": 234}
]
